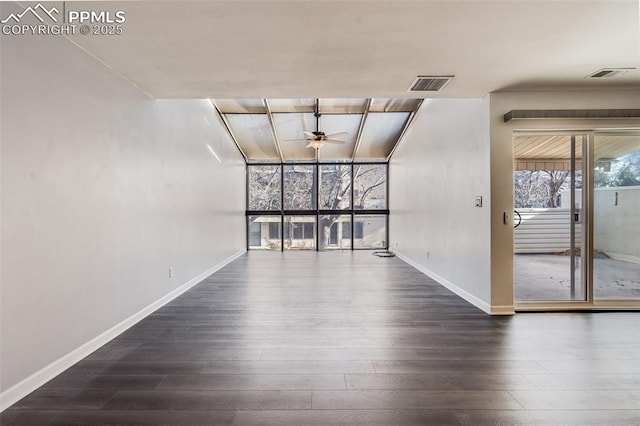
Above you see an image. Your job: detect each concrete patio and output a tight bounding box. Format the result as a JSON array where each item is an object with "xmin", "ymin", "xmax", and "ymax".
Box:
[{"xmin": 515, "ymin": 254, "xmax": 640, "ymax": 301}]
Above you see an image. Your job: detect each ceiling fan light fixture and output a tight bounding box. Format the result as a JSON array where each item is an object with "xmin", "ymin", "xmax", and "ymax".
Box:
[{"xmin": 307, "ymin": 140, "xmax": 325, "ymax": 149}]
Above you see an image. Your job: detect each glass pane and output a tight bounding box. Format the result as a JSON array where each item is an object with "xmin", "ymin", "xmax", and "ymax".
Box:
[
  {"xmin": 248, "ymin": 216, "xmax": 281, "ymax": 250},
  {"xmin": 268, "ymin": 98, "xmax": 315, "ymax": 113},
  {"xmin": 353, "ymin": 164, "xmax": 386, "ymax": 209},
  {"xmin": 283, "ymin": 165, "xmax": 316, "ymax": 210},
  {"xmin": 353, "ymin": 215, "xmax": 387, "ymax": 248},
  {"xmin": 213, "ymin": 99, "xmax": 265, "ymax": 113},
  {"xmin": 248, "ymin": 165, "xmax": 281, "ymax": 210},
  {"xmin": 317, "ymin": 114, "xmax": 362, "ymax": 161},
  {"xmin": 273, "ymin": 113, "xmax": 316, "ymax": 161},
  {"xmin": 369, "ymin": 98, "xmax": 421, "ymax": 112},
  {"xmin": 319, "ymin": 165, "xmax": 351, "ymax": 210},
  {"xmin": 248, "ymin": 220, "xmax": 261, "ymax": 247},
  {"xmin": 226, "ymin": 114, "xmax": 278, "ymax": 160},
  {"xmin": 318, "ymin": 98, "xmax": 367, "ymax": 114},
  {"xmin": 284, "ymin": 216, "xmax": 316, "ymax": 250},
  {"xmin": 319, "ymin": 215, "xmax": 352, "ymax": 250},
  {"xmin": 513, "ymin": 134, "xmax": 585, "ymax": 302},
  {"xmin": 593, "ymin": 131, "xmax": 640, "ymax": 300},
  {"xmin": 356, "ymin": 112, "xmax": 410, "ymax": 159}
]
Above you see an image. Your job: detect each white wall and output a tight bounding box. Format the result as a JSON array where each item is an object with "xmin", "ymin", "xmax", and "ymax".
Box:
[
  {"xmin": 594, "ymin": 186, "xmax": 640, "ymax": 261},
  {"xmin": 389, "ymin": 98, "xmax": 492, "ymax": 312},
  {"xmin": 0, "ymin": 24, "xmax": 245, "ymax": 405}
]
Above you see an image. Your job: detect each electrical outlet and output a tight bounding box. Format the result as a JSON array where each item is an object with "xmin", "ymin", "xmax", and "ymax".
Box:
[
  {"xmin": 169, "ymin": 267, "xmax": 174, "ymax": 278},
  {"xmin": 475, "ymin": 196, "xmax": 482, "ymax": 207}
]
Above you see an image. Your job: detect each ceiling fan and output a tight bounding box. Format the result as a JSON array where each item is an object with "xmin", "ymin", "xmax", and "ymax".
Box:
[
  {"xmin": 283, "ymin": 102, "xmax": 349, "ymax": 150},
  {"xmin": 299, "ymin": 131, "xmax": 349, "ymax": 149}
]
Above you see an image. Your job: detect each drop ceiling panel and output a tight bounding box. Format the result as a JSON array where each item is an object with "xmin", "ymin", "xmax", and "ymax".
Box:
[
  {"xmin": 273, "ymin": 113, "xmax": 316, "ymax": 160},
  {"xmin": 318, "ymin": 114, "xmax": 363, "ymax": 161},
  {"xmin": 356, "ymin": 112, "xmax": 410, "ymax": 159},
  {"xmin": 226, "ymin": 114, "xmax": 278, "ymax": 160}
]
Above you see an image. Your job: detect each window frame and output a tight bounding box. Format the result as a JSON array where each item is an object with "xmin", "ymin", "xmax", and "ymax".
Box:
[{"xmin": 246, "ymin": 161, "xmax": 389, "ymax": 251}]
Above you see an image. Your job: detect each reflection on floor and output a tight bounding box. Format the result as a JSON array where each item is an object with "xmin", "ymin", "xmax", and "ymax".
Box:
[
  {"xmin": 2, "ymin": 251, "xmax": 639, "ymax": 425},
  {"xmin": 515, "ymin": 254, "xmax": 640, "ymax": 301}
]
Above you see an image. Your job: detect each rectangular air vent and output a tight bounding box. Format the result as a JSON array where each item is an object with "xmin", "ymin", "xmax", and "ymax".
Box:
[
  {"xmin": 409, "ymin": 75, "xmax": 454, "ymax": 91},
  {"xmin": 587, "ymin": 68, "xmax": 634, "ymax": 78}
]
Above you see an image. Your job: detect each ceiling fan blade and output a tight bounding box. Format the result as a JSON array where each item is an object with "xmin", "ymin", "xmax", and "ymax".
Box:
[
  {"xmin": 303, "ymin": 131, "xmax": 317, "ymax": 139},
  {"xmin": 281, "ymin": 138, "xmax": 309, "ymax": 142},
  {"xmin": 324, "ymin": 138, "xmax": 347, "ymax": 145},
  {"xmin": 324, "ymin": 131, "xmax": 349, "ymax": 139}
]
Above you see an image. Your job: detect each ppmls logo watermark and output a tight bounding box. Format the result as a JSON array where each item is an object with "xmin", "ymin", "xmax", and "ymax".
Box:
[{"xmin": 2, "ymin": 2, "xmax": 126, "ymax": 36}]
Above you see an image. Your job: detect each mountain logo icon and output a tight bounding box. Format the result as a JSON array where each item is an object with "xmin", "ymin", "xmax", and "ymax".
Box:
[{"xmin": 1, "ymin": 3, "xmax": 59, "ymax": 24}]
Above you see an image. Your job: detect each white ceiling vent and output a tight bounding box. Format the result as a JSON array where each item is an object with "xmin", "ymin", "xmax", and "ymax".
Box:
[
  {"xmin": 587, "ymin": 68, "xmax": 634, "ymax": 78},
  {"xmin": 408, "ymin": 76, "xmax": 454, "ymax": 92}
]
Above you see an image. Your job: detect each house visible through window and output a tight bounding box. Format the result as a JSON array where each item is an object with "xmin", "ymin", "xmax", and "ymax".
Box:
[
  {"xmin": 354, "ymin": 221, "xmax": 364, "ymax": 239},
  {"xmin": 342, "ymin": 221, "xmax": 351, "ymax": 239},
  {"xmin": 269, "ymin": 222, "xmax": 279, "ymax": 239},
  {"xmin": 291, "ymin": 222, "xmax": 314, "ymax": 239}
]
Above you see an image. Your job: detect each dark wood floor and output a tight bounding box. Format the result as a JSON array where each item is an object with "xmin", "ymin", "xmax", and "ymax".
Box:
[{"xmin": 3, "ymin": 251, "xmax": 639, "ymax": 425}]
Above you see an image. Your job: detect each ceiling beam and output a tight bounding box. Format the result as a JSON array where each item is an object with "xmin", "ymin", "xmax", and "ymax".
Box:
[
  {"xmin": 263, "ymin": 99, "xmax": 284, "ymax": 162},
  {"xmin": 387, "ymin": 99, "xmax": 423, "ymax": 161},
  {"xmin": 351, "ymin": 98, "xmax": 372, "ymax": 161},
  {"xmin": 315, "ymin": 98, "xmax": 320, "ymax": 162},
  {"xmin": 210, "ymin": 99, "xmax": 247, "ymax": 162}
]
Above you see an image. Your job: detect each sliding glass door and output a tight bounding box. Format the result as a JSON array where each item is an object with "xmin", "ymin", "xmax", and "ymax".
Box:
[
  {"xmin": 514, "ymin": 130, "xmax": 640, "ymax": 308},
  {"xmin": 513, "ymin": 133, "xmax": 587, "ymax": 302},
  {"xmin": 593, "ymin": 131, "xmax": 640, "ymax": 301}
]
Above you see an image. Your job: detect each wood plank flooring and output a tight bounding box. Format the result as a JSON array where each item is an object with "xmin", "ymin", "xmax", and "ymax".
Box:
[{"xmin": 2, "ymin": 251, "xmax": 639, "ymax": 425}]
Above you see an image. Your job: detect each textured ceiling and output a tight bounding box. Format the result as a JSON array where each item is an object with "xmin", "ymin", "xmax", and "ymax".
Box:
[{"xmin": 58, "ymin": 0, "xmax": 640, "ymax": 99}]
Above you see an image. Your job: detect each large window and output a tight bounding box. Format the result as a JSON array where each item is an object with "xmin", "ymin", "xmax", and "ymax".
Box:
[
  {"xmin": 248, "ymin": 215, "xmax": 281, "ymax": 250},
  {"xmin": 354, "ymin": 215, "xmax": 387, "ymax": 248},
  {"xmin": 319, "ymin": 165, "xmax": 351, "ymax": 210},
  {"xmin": 284, "ymin": 216, "xmax": 316, "ymax": 250},
  {"xmin": 354, "ymin": 164, "xmax": 387, "ymax": 209},
  {"xmin": 247, "ymin": 163, "xmax": 388, "ymax": 250},
  {"xmin": 319, "ymin": 214, "xmax": 352, "ymax": 250},
  {"xmin": 248, "ymin": 165, "xmax": 281, "ymax": 210},
  {"xmin": 284, "ymin": 165, "xmax": 316, "ymax": 210}
]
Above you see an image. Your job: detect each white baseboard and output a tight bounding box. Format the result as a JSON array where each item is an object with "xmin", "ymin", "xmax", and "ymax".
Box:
[
  {"xmin": 394, "ymin": 251, "xmax": 513, "ymax": 315},
  {"xmin": 0, "ymin": 250, "xmax": 245, "ymax": 412}
]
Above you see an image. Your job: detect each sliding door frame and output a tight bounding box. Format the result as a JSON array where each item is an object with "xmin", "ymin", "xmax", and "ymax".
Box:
[{"xmin": 513, "ymin": 130, "xmax": 639, "ymax": 311}]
